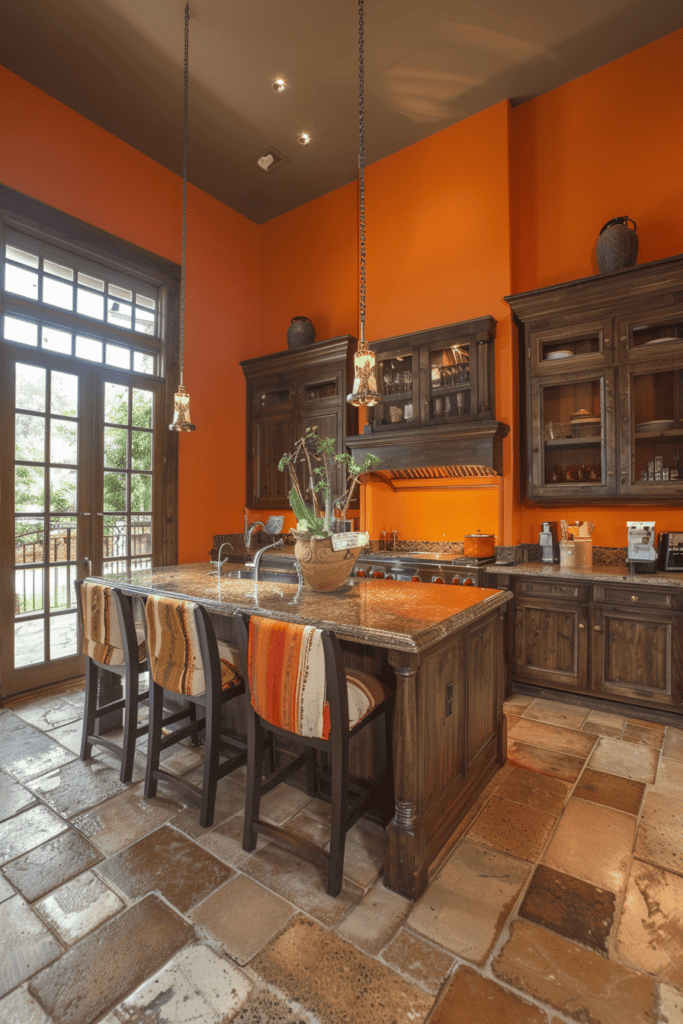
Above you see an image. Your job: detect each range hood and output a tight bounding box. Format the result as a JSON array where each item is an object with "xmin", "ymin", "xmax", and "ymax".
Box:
[{"xmin": 346, "ymin": 420, "xmax": 510, "ymax": 486}]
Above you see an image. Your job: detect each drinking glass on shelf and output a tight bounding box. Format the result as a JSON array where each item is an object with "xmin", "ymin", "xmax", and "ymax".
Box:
[
  {"xmin": 382, "ymin": 371, "xmax": 393, "ymax": 396},
  {"xmin": 544, "ymin": 421, "xmax": 557, "ymax": 441},
  {"xmin": 403, "ymin": 369, "xmax": 413, "ymax": 391}
]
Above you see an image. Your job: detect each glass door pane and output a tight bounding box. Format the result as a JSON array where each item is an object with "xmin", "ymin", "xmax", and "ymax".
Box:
[
  {"xmin": 541, "ymin": 378, "xmax": 604, "ymax": 486},
  {"xmin": 373, "ymin": 352, "xmax": 416, "ymax": 428},
  {"xmin": 621, "ymin": 365, "xmax": 683, "ymax": 495},
  {"xmin": 428, "ymin": 342, "xmax": 471, "ymax": 421}
]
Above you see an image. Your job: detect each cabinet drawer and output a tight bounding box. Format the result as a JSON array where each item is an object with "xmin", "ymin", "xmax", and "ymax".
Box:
[
  {"xmin": 517, "ymin": 579, "xmax": 590, "ymax": 602},
  {"xmin": 593, "ymin": 585, "xmax": 678, "ymax": 610}
]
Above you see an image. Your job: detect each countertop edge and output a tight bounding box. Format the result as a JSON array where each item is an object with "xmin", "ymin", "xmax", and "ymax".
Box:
[{"xmin": 485, "ymin": 562, "xmax": 683, "ymax": 589}]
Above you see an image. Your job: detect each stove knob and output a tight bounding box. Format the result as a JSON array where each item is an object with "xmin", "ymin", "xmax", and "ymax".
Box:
[
  {"xmin": 371, "ymin": 570, "xmax": 385, "ymax": 579},
  {"xmin": 411, "ymin": 576, "xmax": 421, "ymax": 583},
  {"xmin": 385, "ymin": 573, "xmax": 395, "ymax": 581},
  {"xmin": 431, "ymin": 576, "xmax": 445, "ymax": 584},
  {"xmin": 356, "ymin": 569, "xmax": 366, "ymax": 578},
  {"xmin": 451, "ymin": 577, "xmax": 461, "ymax": 585},
  {"xmin": 463, "ymin": 577, "xmax": 474, "ymax": 586}
]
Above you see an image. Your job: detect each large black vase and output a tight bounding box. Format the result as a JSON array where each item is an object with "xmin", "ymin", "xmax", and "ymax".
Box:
[{"xmin": 287, "ymin": 316, "xmax": 316, "ymax": 350}]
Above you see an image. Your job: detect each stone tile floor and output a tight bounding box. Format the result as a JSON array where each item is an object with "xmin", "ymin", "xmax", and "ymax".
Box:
[{"xmin": 1, "ymin": 684, "xmax": 683, "ymax": 1022}]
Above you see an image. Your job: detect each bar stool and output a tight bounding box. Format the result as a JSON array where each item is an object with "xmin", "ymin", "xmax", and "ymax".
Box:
[
  {"xmin": 75, "ymin": 580, "xmax": 164, "ymax": 783},
  {"xmin": 237, "ymin": 613, "xmax": 394, "ymax": 897},
  {"xmin": 142, "ymin": 594, "xmax": 249, "ymax": 828}
]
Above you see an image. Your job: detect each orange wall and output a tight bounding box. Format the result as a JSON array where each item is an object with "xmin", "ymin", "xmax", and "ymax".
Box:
[
  {"xmin": 1, "ymin": 65, "xmax": 259, "ymax": 563},
  {"xmin": 510, "ymin": 27, "xmax": 683, "ymax": 546}
]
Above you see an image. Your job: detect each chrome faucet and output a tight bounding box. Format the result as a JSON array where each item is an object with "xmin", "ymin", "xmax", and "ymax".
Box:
[
  {"xmin": 250, "ymin": 537, "xmax": 284, "ymax": 582},
  {"xmin": 245, "ymin": 521, "xmax": 266, "ymax": 549},
  {"xmin": 216, "ymin": 541, "xmax": 233, "ymax": 574}
]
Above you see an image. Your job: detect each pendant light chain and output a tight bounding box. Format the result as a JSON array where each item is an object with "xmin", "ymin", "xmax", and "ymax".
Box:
[
  {"xmin": 358, "ymin": 0, "xmax": 366, "ymax": 347},
  {"xmin": 179, "ymin": 1, "xmax": 189, "ymax": 388}
]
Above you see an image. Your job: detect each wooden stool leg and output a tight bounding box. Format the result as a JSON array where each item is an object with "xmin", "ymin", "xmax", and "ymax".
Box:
[
  {"xmin": 189, "ymin": 703, "xmax": 201, "ymax": 747},
  {"xmin": 327, "ymin": 732, "xmax": 349, "ymax": 897},
  {"xmin": 80, "ymin": 659, "xmax": 98, "ymax": 762},
  {"xmin": 200, "ymin": 696, "xmax": 220, "ymax": 829},
  {"xmin": 120, "ymin": 666, "xmax": 138, "ymax": 784},
  {"xmin": 243, "ymin": 711, "xmax": 265, "ymax": 852},
  {"xmin": 144, "ymin": 680, "xmax": 164, "ymax": 799}
]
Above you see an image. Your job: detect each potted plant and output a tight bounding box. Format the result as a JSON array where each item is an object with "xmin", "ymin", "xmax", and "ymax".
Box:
[{"xmin": 278, "ymin": 428, "xmax": 379, "ymax": 591}]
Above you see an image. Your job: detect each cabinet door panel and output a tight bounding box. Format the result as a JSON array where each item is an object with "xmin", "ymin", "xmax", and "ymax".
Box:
[
  {"xmin": 616, "ymin": 359, "xmax": 683, "ymax": 499},
  {"xmin": 591, "ymin": 606, "xmax": 683, "ymax": 705},
  {"xmin": 513, "ymin": 598, "xmax": 589, "ymax": 689},
  {"xmin": 530, "ymin": 318, "xmax": 613, "ymax": 375},
  {"xmin": 253, "ymin": 415, "xmax": 294, "ymax": 506},
  {"xmin": 298, "ymin": 407, "xmax": 345, "ymax": 500}
]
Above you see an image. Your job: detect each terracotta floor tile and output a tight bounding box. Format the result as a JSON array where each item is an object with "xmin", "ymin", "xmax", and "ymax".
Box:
[
  {"xmin": 226, "ymin": 989, "xmax": 313, "ymax": 1024},
  {"xmin": 35, "ymin": 869, "xmax": 123, "ymax": 944},
  {"xmin": 252, "ymin": 914, "xmax": 432, "ymax": 1024},
  {"xmin": 48, "ymin": 719, "xmax": 85, "ymax": 756},
  {"xmin": 653, "ymin": 756, "xmax": 683, "ymax": 797},
  {"xmin": 662, "ymin": 728, "xmax": 683, "ymax": 763},
  {"xmin": 28, "ymin": 758, "xmax": 128, "ymax": 818},
  {"xmin": 507, "ymin": 740, "xmax": 586, "ymax": 783},
  {"xmin": 29, "ymin": 894, "xmax": 195, "ymax": 1024},
  {"xmin": 11, "ymin": 696, "xmax": 81, "ymax": 732},
  {"xmin": 431, "ymin": 964, "xmax": 547, "ymax": 1024},
  {"xmin": 503, "ymin": 694, "xmax": 535, "ymax": 713},
  {"xmin": 101, "ymin": 944, "xmax": 253, "ymax": 1024},
  {"xmin": 2, "ymin": 828, "xmax": 102, "ymax": 902},
  {"xmin": 616, "ymin": 859, "xmax": 683, "ymax": 986},
  {"xmin": 282, "ymin": 809, "xmax": 333, "ymax": 847},
  {"xmin": 0, "ymin": 715, "xmax": 76, "ymax": 783},
  {"xmin": 588, "ymin": 736, "xmax": 659, "ymax": 784},
  {"xmin": 192, "ymin": 874, "xmax": 295, "ymax": 964},
  {"xmin": 627, "ymin": 717, "xmax": 666, "ymax": 733},
  {"xmin": 573, "ymin": 768, "xmax": 646, "ymax": 816},
  {"xmin": 493, "ymin": 919, "xmax": 657, "ymax": 1024},
  {"xmin": 494, "ymin": 767, "xmax": 570, "ymax": 816},
  {"xmin": 336, "ymin": 877, "xmax": 411, "ymax": 954},
  {"xmin": 0, "ymin": 875, "xmax": 14, "ymax": 903},
  {"xmin": 243, "ymin": 839, "xmax": 363, "ymax": 927},
  {"xmin": 259, "ymin": 781, "xmax": 314, "ymax": 824},
  {"xmin": 0, "ymin": 770, "xmax": 37, "ymax": 823},
  {"xmin": 659, "ymin": 984, "xmax": 683, "ymax": 1024},
  {"xmin": 381, "ymin": 929, "xmax": 454, "ymax": 994},
  {"xmin": 466, "ymin": 794, "xmax": 557, "ymax": 862},
  {"xmin": 634, "ymin": 791, "xmax": 683, "ymax": 875},
  {"xmin": 71, "ymin": 783, "xmax": 183, "ymax": 855},
  {"xmin": 407, "ymin": 838, "xmax": 529, "ymax": 963},
  {"xmin": 169, "ymin": 775, "xmax": 245, "ymax": 838},
  {"xmin": 195, "ymin": 812, "xmax": 253, "ymax": 868},
  {"xmin": 622, "ymin": 724, "xmax": 664, "ymax": 749},
  {"xmin": 505, "ymin": 713, "xmax": 521, "ymax": 729},
  {"xmin": 98, "ymin": 823, "xmax": 233, "ymax": 913},
  {"xmin": 327, "ymin": 819, "xmax": 387, "ymax": 889},
  {"xmin": 509, "ymin": 718, "xmax": 598, "ymax": 757},
  {"xmin": 583, "ymin": 710, "xmax": 626, "ymax": 738},
  {"xmin": 522, "ymin": 698, "xmax": 590, "ymax": 730},
  {"xmin": 542, "ymin": 799, "xmax": 636, "ymax": 893},
  {"xmin": 0, "ymin": 895, "xmax": 62, "ymax": 998},
  {"xmin": 0, "ymin": 985, "xmax": 51, "ymax": 1024},
  {"xmin": 0, "ymin": 805, "xmax": 68, "ymax": 865},
  {"xmin": 519, "ymin": 863, "xmax": 615, "ymax": 954}
]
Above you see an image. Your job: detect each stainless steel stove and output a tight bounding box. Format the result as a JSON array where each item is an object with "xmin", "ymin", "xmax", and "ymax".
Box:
[{"xmin": 354, "ymin": 550, "xmax": 496, "ymax": 587}]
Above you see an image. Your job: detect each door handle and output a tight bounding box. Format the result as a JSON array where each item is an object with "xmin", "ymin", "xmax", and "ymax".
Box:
[
  {"xmin": 83, "ymin": 558, "xmax": 92, "ymax": 576},
  {"xmin": 594, "ymin": 625, "xmax": 602, "ymax": 632},
  {"xmin": 578, "ymin": 623, "xmax": 585, "ymax": 629}
]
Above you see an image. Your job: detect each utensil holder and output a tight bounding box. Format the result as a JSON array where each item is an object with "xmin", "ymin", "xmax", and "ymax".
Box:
[{"xmin": 559, "ymin": 541, "xmax": 576, "ymax": 568}]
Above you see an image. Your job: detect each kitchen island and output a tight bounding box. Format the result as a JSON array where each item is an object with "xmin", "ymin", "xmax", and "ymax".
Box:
[{"xmin": 89, "ymin": 563, "xmax": 512, "ymax": 900}]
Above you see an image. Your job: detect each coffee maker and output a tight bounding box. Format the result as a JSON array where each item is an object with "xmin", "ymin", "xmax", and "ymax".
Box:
[
  {"xmin": 540, "ymin": 522, "xmax": 560, "ymax": 563},
  {"xmin": 626, "ymin": 521, "xmax": 658, "ymax": 574}
]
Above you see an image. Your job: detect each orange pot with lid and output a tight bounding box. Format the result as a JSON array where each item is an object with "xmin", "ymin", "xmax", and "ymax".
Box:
[{"xmin": 463, "ymin": 530, "xmax": 496, "ymax": 559}]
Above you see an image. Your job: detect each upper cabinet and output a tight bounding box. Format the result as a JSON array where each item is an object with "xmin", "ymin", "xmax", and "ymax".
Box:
[
  {"xmin": 507, "ymin": 254, "xmax": 683, "ymax": 504},
  {"xmin": 241, "ymin": 336, "xmax": 358, "ymax": 509}
]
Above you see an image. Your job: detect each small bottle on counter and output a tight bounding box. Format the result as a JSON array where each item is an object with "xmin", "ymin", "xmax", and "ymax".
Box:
[
  {"xmin": 391, "ymin": 529, "xmax": 399, "ymax": 551},
  {"xmin": 379, "ymin": 530, "xmax": 387, "ymax": 551}
]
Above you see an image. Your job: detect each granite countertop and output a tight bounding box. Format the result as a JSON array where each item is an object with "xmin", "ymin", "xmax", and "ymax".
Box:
[
  {"xmin": 91, "ymin": 562, "xmax": 511, "ymax": 654},
  {"xmin": 485, "ymin": 561, "xmax": 683, "ymax": 589}
]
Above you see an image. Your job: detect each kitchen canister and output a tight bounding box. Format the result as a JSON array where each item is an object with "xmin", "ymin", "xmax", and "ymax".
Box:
[
  {"xmin": 573, "ymin": 537, "xmax": 593, "ymax": 568},
  {"xmin": 559, "ymin": 541, "xmax": 576, "ymax": 568},
  {"xmin": 595, "ymin": 217, "xmax": 638, "ymax": 274}
]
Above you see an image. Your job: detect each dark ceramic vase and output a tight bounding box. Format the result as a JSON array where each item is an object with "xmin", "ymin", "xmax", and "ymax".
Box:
[
  {"xmin": 287, "ymin": 316, "xmax": 316, "ymax": 349},
  {"xmin": 595, "ymin": 217, "xmax": 638, "ymax": 274}
]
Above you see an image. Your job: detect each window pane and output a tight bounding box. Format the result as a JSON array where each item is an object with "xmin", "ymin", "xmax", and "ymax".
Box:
[
  {"xmin": 4, "ymin": 316, "xmax": 38, "ymax": 347},
  {"xmin": 131, "ymin": 431, "xmax": 152, "ymax": 471},
  {"xmin": 134, "ymin": 307, "xmax": 155, "ymax": 335},
  {"xmin": 44, "ymin": 260, "xmax": 73, "ymax": 281},
  {"xmin": 109, "ymin": 284, "xmax": 133, "ymax": 301},
  {"xmin": 133, "ymin": 351, "xmax": 155, "ymax": 375},
  {"xmin": 15, "ymin": 413, "xmax": 45, "ymax": 462},
  {"xmin": 16, "ymin": 465, "xmax": 44, "ymax": 513},
  {"xmin": 15, "ymin": 519, "xmax": 44, "ymax": 565},
  {"xmin": 103, "ymin": 558, "xmax": 128, "ymax": 576},
  {"xmin": 108, "ymin": 299, "xmax": 132, "ymax": 330},
  {"xmin": 6, "ymin": 245, "xmax": 39, "ymax": 268},
  {"xmin": 43, "ymin": 276, "xmax": 73, "ymax": 310},
  {"xmin": 77, "ymin": 288, "xmax": 104, "ymax": 320},
  {"xmin": 15, "ymin": 616, "xmax": 44, "ymax": 668},
  {"xmin": 51, "ymin": 372, "xmax": 78, "ymax": 417},
  {"xmin": 48, "ymin": 518, "xmax": 78, "ymax": 562},
  {"xmin": 6, "ymin": 263, "xmax": 39, "ymax": 299},
  {"xmin": 15, "ymin": 568, "xmax": 44, "ymax": 616},
  {"xmin": 131, "ymin": 516, "xmax": 152, "ymax": 558},
  {"xmin": 104, "ymin": 427, "xmax": 128, "ymax": 469},
  {"xmin": 50, "ymin": 611, "xmax": 78, "ymax": 659},
  {"xmin": 105, "ymin": 383, "xmax": 129, "ymax": 424},
  {"xmin": 106, "ymin": 344, "xmax": 131, "ymax": 369},
  {"xmin": 132, "ymin": 389, "xmax": 153, "ymax": 429},
  {"xmin": 50, "ymin": 468, "xmax": 77, "ymax": 513},
  {"xmin": 49, "ymin": 566, "xmax": 76, "ymax": 611},
  {"xmin": 104, "ymin": 516, "xmax": 127, "ymax": 558},
  {"xmin": 16, "ymin": 364, "xmax": 46, "ymax": 412},
  {"xmin": 51, "ymin": 419, "xmax": 78, "ymax": 465},
  {"xmin": 130, "ymin": 474, "xmax": 152, "ymax": 513},
  {"xmin": 77, "ymin": 272, "xmax": 104, "ymax": 291},
  {"xmin": 136, "ymin": 293, "xmax": 155, "ymax": 310},
  {"xmin": 42, "ymin": 326, "xmax": 72, "ymax": 355},
  {"xmin": 104, "ymin": 472, "xmax": 127, "ymax": 512},
  {"xmin": 75, "ymin": 335, "xmax": 103, "ymax": 362}
]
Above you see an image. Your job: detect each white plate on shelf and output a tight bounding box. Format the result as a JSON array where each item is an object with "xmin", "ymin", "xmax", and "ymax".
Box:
[
  {"xmin": 634, "ymin": 419, "xmax": 676, "ymax": 433},
  {"xmin": 544, "ymin": 350, "xmax": 574, "ymax": 360},
  {"xmin": 643, "ymin": 337, "xmax": 680, "ymax": 346}
]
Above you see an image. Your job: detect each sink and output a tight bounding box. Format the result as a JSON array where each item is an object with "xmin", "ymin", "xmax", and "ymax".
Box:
[{"xmin": 234, "ymin": 568, "xmax": 300, "ymax": 584}]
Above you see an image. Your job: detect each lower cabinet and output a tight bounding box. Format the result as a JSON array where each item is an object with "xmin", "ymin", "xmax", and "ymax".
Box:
[
  {"xmin": 591, "ymin": 605, "xmax": 683, "ymax": 707},
  {"xmin": 513, "ymin": 596, "xmax": 589, "ymax": 690}
]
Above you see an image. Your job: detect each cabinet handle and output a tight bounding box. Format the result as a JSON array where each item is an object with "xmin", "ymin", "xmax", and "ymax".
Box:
[
  {"xmin": 578, "ymin": 623, "xmax": 585, "ymax": 629},
  {"xmin": 594, "ymin": 625, "xmax": 602, "ymax": 631},
  {"xmin": 631, "ymin": 594, "xmax": 638, "ymax": 602}
]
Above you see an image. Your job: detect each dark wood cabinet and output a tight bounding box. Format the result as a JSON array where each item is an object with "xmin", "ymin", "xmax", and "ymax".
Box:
[
  {"xmin": 241, "ymin": 337, "xmax": 358, "ymax": 509},
  {"xmin": 590, "ymin": 604, "xmax": 683, "ymax": 707},
  {"xmin": 507, "ymin": 254, "xmax": 683, "ymax": 503},
  {"xmin": 513, "ymin": 596, "xmax": 589, "ymax": 691}
]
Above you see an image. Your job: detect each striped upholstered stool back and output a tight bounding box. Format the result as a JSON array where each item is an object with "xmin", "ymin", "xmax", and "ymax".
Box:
[
  {"xmin": 81, "ymin": 582, "xmax": 128, "ymax": 667},
  {"xmin": 145, "ymin": 594, "xmax": 240, "ymax": 696}
]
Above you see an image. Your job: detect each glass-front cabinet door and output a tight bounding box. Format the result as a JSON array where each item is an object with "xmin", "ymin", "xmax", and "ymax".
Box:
[
  {"xmin": 617, "ymin": 306, "xmax": 683, "ymax": 362},
  {"xmin": 530, "ymin": 319, "xmax": 613, "ymax": 375},
  {"xmin": 618, "ymin": 361, "xmax": 683, "ymax": 498},
  {"xmin": 425, "ymin": 340, "xmax": 475, "ymax": 423},
  {"xmin": 371, "ymin": 348, "xmax": 419, "ymax": 430},
  {"xmin": 529, "ymin": 369, "xmax": 616, "ymax": 500}
]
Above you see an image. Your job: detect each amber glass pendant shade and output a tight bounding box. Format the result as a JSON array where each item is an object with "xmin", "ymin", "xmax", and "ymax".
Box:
[
  {"xmin": 348, "ymin": 342, "xmax": 380, "ymax": 407},
  {"xmin": 169, "ymin": 384, "xmax": 196, "ymax": 431}
]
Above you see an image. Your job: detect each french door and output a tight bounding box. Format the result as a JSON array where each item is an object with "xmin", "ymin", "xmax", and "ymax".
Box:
[{"xmin": 1, "ymin": 345, "xmax": 167, "ymax": 699}]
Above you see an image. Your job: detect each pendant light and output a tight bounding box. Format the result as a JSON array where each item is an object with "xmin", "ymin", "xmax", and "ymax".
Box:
[
  {"xmin": 348, "ymin": 0, "xmax": 380, "ymax": 407},
  {"xmin": 170, "ymin": 3, "xmax": 196, "ymax": 432}
]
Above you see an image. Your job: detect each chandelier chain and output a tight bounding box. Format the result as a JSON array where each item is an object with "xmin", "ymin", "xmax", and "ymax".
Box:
[
  {"xmin": 180, "ymin": 2, "xmax": 189, "ymax": 385},
  {"xmin": 358, "ymin": 0, "xmax": 366, "ymax": 344}
]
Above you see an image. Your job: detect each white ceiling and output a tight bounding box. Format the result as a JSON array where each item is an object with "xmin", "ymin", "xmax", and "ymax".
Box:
[{"xmin": 2, "ymin": 0, "xmax": 682, "ymax": 223}]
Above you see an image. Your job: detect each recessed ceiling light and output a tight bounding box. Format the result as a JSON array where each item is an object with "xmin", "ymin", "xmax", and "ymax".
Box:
[
  {"xmin": 298, "ymin": 133, "xmax": 311, "ymax": 146},
  {"xmin": 273, "ymin": 79, "xmax": 286, "ymax": 92}
]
